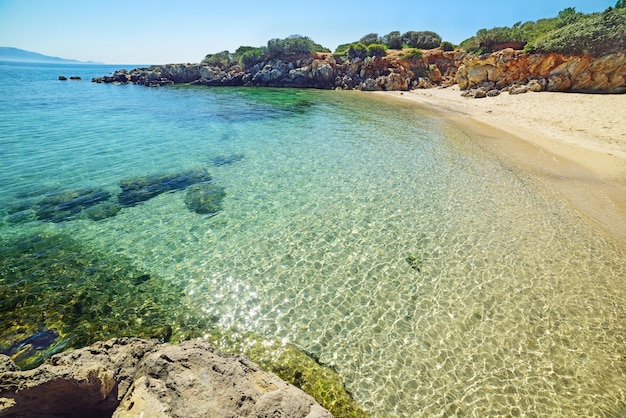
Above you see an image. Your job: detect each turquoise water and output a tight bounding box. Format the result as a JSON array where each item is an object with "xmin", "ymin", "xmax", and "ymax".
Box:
[{"xmin": 2, "ymin": 62, "xmax": 626, "ymax": 416}]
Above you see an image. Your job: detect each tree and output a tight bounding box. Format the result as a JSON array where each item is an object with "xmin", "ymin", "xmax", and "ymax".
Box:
[
  {"xmin": 359, "ymin": 33, "xmax": 380, "ymax": 46},
  {"xmin": 616, "ymin": 0, "xmax": 625, "ymax": 8},
  {"xmin": 382, "ymin": 31, "xmax": 403, "ymax": 49}
]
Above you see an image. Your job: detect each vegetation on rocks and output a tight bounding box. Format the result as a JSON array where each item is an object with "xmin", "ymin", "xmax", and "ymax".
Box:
[
  {"xmin": 203, "ymin": 35, "xmax": 330, "ymax": 69},
  {"xmin": 533, "ymin": 6, "xmax": 626, "ymax": 56},
  {"xmin": 335, "ymin": 30, "xmax": 444, "ymax": 56},
  {"xmin": 460, "ymin": 5, "xmax": 626, "ymax": 56}
]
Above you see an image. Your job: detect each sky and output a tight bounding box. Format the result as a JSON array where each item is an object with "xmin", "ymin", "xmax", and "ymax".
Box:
[{"xmin": 0, "ymin": 0, "xmax": 617, "ymax": 65}]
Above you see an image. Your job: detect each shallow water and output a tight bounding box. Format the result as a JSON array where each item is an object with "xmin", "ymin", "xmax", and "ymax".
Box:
[{"xmin": 1, "ymin": 62, "xmax": 626, "ymax": 417}]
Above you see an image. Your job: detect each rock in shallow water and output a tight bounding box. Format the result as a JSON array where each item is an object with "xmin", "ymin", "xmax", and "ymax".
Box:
[
  {"xmin": 0, "ymin": 338, "xmax": 333, "ymax": 418},
  {"xmin": 184, "ymin": 183, "xmax": 226, "ymax": 216},
  {"xmin": 118, "ymin": 169, "xmax": 212, "ymax": 206}
]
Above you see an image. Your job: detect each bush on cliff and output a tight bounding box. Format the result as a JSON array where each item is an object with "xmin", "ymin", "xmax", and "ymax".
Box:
[
  {"xmin": 203, "ymin": 35, "xmax": 330, "ymax": 70},
  {"xmin": 339, "ymin": 30, "xmax": 443, "ymax": 52},
  {"xmin": 460, "ymin": 6, "xmax": 625, "ymax": 56},
  {"xmin": 202, "ymin": 50, "xmax": 233, "ymax": 68},
  {"xmin": 532, "ymin": 7, "xmax": 626, "ymax": 56},
  {"xmin": 366, "ymin": 43, "xmax": 388, "ymax": 57},
  {"xmin": 402, "ymin": 31, "xmax": 442, "ymax": 49},
  {"xmin": 266, "ymin": 35, "xmax": 330, "ymax": 58},
  {"xmin": 382, "ymin": 31, "xmax": 403, "ymax": 49}
]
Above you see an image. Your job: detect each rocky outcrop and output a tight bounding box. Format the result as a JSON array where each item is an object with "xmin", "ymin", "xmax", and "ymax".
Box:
[
  {"xmin": 93, "ymin": 52, "xmax": 445, "ymax": 91},
  {"xmin": 0, "ymin": 338, "xmax": 332, "ymax": 418},
  {"xmin": 457, "ymin": 49, "xmax": 626, "ymax": 93},
  {"xmin": 92, "ymin": 49, "xmax": 625, "ymax": 94}
]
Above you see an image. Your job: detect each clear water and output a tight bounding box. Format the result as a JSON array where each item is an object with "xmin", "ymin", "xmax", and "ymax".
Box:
[{"xmin": 2, "ymin": 62, "xmax": 626, "ymax": 417}]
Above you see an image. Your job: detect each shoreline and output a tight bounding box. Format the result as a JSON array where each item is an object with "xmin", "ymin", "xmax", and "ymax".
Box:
[{"xmin": 377, "ymin": 88, "xmax": 626, "ymax": 245}]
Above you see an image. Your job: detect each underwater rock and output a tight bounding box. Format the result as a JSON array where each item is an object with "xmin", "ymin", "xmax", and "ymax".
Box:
[
  {"xmin": 35, "ymin": 188, "xmax": 112, "ymax": 222},
  {"xmin": 406, "ymin": 254, "xmax": 421, "ymax": 272},
  {"xmin": 0, "ymin": 329, "xmax": 73, "ymax": 371},
  {"xmin": 118, "ymin": 168, "xmax": 212, "ymax": 206},
  {"xmin": 83, "ymin": 201, "xmax": 122, "ymax": 221},
  {"xmin": 0, "ymin": 338, "xmax": 332, "ymax": 418},
  {"xmin": 184, "ymin": 183, "xmax": 226, "ymax": 216},
  {"xmin": 208, "ymin": 153, "xmax": 244, "ymax": 167}
]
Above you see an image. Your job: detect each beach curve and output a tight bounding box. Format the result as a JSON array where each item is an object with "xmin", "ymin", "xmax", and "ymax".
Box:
[{"xmin": 378, "ymin": 88, "xmax": 626, "ymax": 245}]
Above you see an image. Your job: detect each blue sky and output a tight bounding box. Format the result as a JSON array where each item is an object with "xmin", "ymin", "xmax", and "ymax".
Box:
[{"xmin": 0, "ymin": 0, "xmax": 617, "ymax": 64}]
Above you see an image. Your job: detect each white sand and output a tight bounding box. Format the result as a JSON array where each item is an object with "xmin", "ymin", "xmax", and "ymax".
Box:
[{"xmin": 377, "ymin": 87, "xmax": 626, "ymax": 245}]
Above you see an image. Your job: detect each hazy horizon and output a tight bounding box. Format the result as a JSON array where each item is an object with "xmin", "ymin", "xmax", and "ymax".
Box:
[{"xmin": 0, "ymin": 0, "xmax": 617, "ymax": 65}]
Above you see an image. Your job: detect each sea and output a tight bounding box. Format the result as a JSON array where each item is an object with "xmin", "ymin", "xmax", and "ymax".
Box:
[{"xmin": 1, "ymin": 61, "xmax": 626, "ymax": 417}]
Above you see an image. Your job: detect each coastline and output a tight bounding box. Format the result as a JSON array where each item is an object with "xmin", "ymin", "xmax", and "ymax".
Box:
[{"xmin": 377, "ymin": 88, "xmax": 626, "ymax": 245}]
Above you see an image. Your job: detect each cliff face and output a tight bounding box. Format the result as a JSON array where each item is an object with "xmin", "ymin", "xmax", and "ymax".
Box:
[
  {"xmin": 92, "ymin": 49, "xmax": 626, "ymax": 94},
  {"xmin": 457, "ymin": 49, "xmax": 626, "ymax": 93}
]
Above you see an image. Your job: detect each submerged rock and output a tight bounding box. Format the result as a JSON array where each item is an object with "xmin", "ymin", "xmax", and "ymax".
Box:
[
  {"xmin": 208, "ymin": 153, "xmax": 244, "ymax": 167},
  {"xmin": 0, "ymin": 338, "xmax": 333, "ymax": 418},
  {"xmin": 35, "ymin": 188, "xmax": 112, "ymax": 222},
  {"xmin": 118, "ymin": 168, "xmax": 212, "ymax": 206},
  {"xmin": 184, "ymin": 183, "xmax": 226, "ymax": 216}
]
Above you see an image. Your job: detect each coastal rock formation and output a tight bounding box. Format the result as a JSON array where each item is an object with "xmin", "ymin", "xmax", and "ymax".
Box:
[
  {"xmin": 93, "ymin": 52, "xmax": 446, "ymax": 91},
  {"xmin": 0, "ymin": 338, "xmax": 332, "ymax": 418},
  {"xmin": 92, "ymin": 49, "xmax": 625, "ymax": 94},
  {"xmin": 457, "ymin": 49, "xmax": 626, "ymax": 93}
]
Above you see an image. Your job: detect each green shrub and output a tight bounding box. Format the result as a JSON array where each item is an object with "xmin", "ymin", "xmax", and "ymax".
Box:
[
  {"xmin": 202, "ymin": 50, "xmax": 233, "ymax": 68},
  {"xmin": 239, "ymin": 47, "xmax": 266, "ymax": 68},
  {"xmin": 366, "ymin": 43, "xmax": 387, "ymax": 57},
  {"xmin": 347, "ymin": 43, "xmax": 368, "ymax": 59},
  {"xmin": 402, "ymin": 31, "xmax": 442, "ymax": 49},
  {"xmin": 440, "ymin": 41, "xmax": 455, "ymax": 51},
  {"xmin": 399, "ymin": 48, "xmax": 423, "ymax": 61}
]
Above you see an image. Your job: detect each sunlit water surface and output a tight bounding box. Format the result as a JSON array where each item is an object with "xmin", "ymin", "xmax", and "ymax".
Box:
[{"xmin": 1, "ymin": 62, "xmax": 625, "ymax": 417}]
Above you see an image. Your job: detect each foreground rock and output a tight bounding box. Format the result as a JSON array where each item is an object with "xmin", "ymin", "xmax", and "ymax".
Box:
[{"xmin": 0, "ymin": 338, "xmax": 332, "ymax": 417}]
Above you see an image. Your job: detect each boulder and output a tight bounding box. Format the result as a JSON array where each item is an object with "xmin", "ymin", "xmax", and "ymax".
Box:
[
  {"xmin": 0, "ymin": 338, "xmax": 332, "ymax": 418},
  {"xmin": 509, "ymin": 85, "xmax": 529, "ymax": 95}
]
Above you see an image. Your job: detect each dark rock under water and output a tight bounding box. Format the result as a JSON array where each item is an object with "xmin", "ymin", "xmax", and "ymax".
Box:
[
  {"xmin": 184, "ymin": 183, "xmax": 226, "ymax": 216},
  {"xmin": 118, "ymin": 168, "xmax": 213, "ymax": 206}
]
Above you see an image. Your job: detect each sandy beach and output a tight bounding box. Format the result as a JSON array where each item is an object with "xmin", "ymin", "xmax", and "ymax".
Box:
[{"xmin": 379, "ymin": 87, "xmax": 626, "ymax": 245}]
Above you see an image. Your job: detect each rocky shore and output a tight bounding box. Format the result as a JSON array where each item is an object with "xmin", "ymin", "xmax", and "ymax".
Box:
[
  {"xmin": 0, "ymin": 338, "xmax": 332, "ymax": 417},
  {"xmin": 92, "ymin": 49, "xmax": 626, "ymax": 94}
]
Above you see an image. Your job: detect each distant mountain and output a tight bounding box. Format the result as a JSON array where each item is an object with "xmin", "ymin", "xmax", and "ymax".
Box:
[{"xmin": 0, "ymin": 47, "xmax": 100, "ymax": 64}]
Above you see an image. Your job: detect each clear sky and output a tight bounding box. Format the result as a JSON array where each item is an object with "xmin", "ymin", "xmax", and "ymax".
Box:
[{"xmin": 0, "ymin": 0, "xmax": 617, "ymax": 64}]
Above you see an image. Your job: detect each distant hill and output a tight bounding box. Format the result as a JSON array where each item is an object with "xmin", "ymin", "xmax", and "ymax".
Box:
[{"xmin": 0, "ymin": 47, "xmax": 99, "ymax": 64}]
